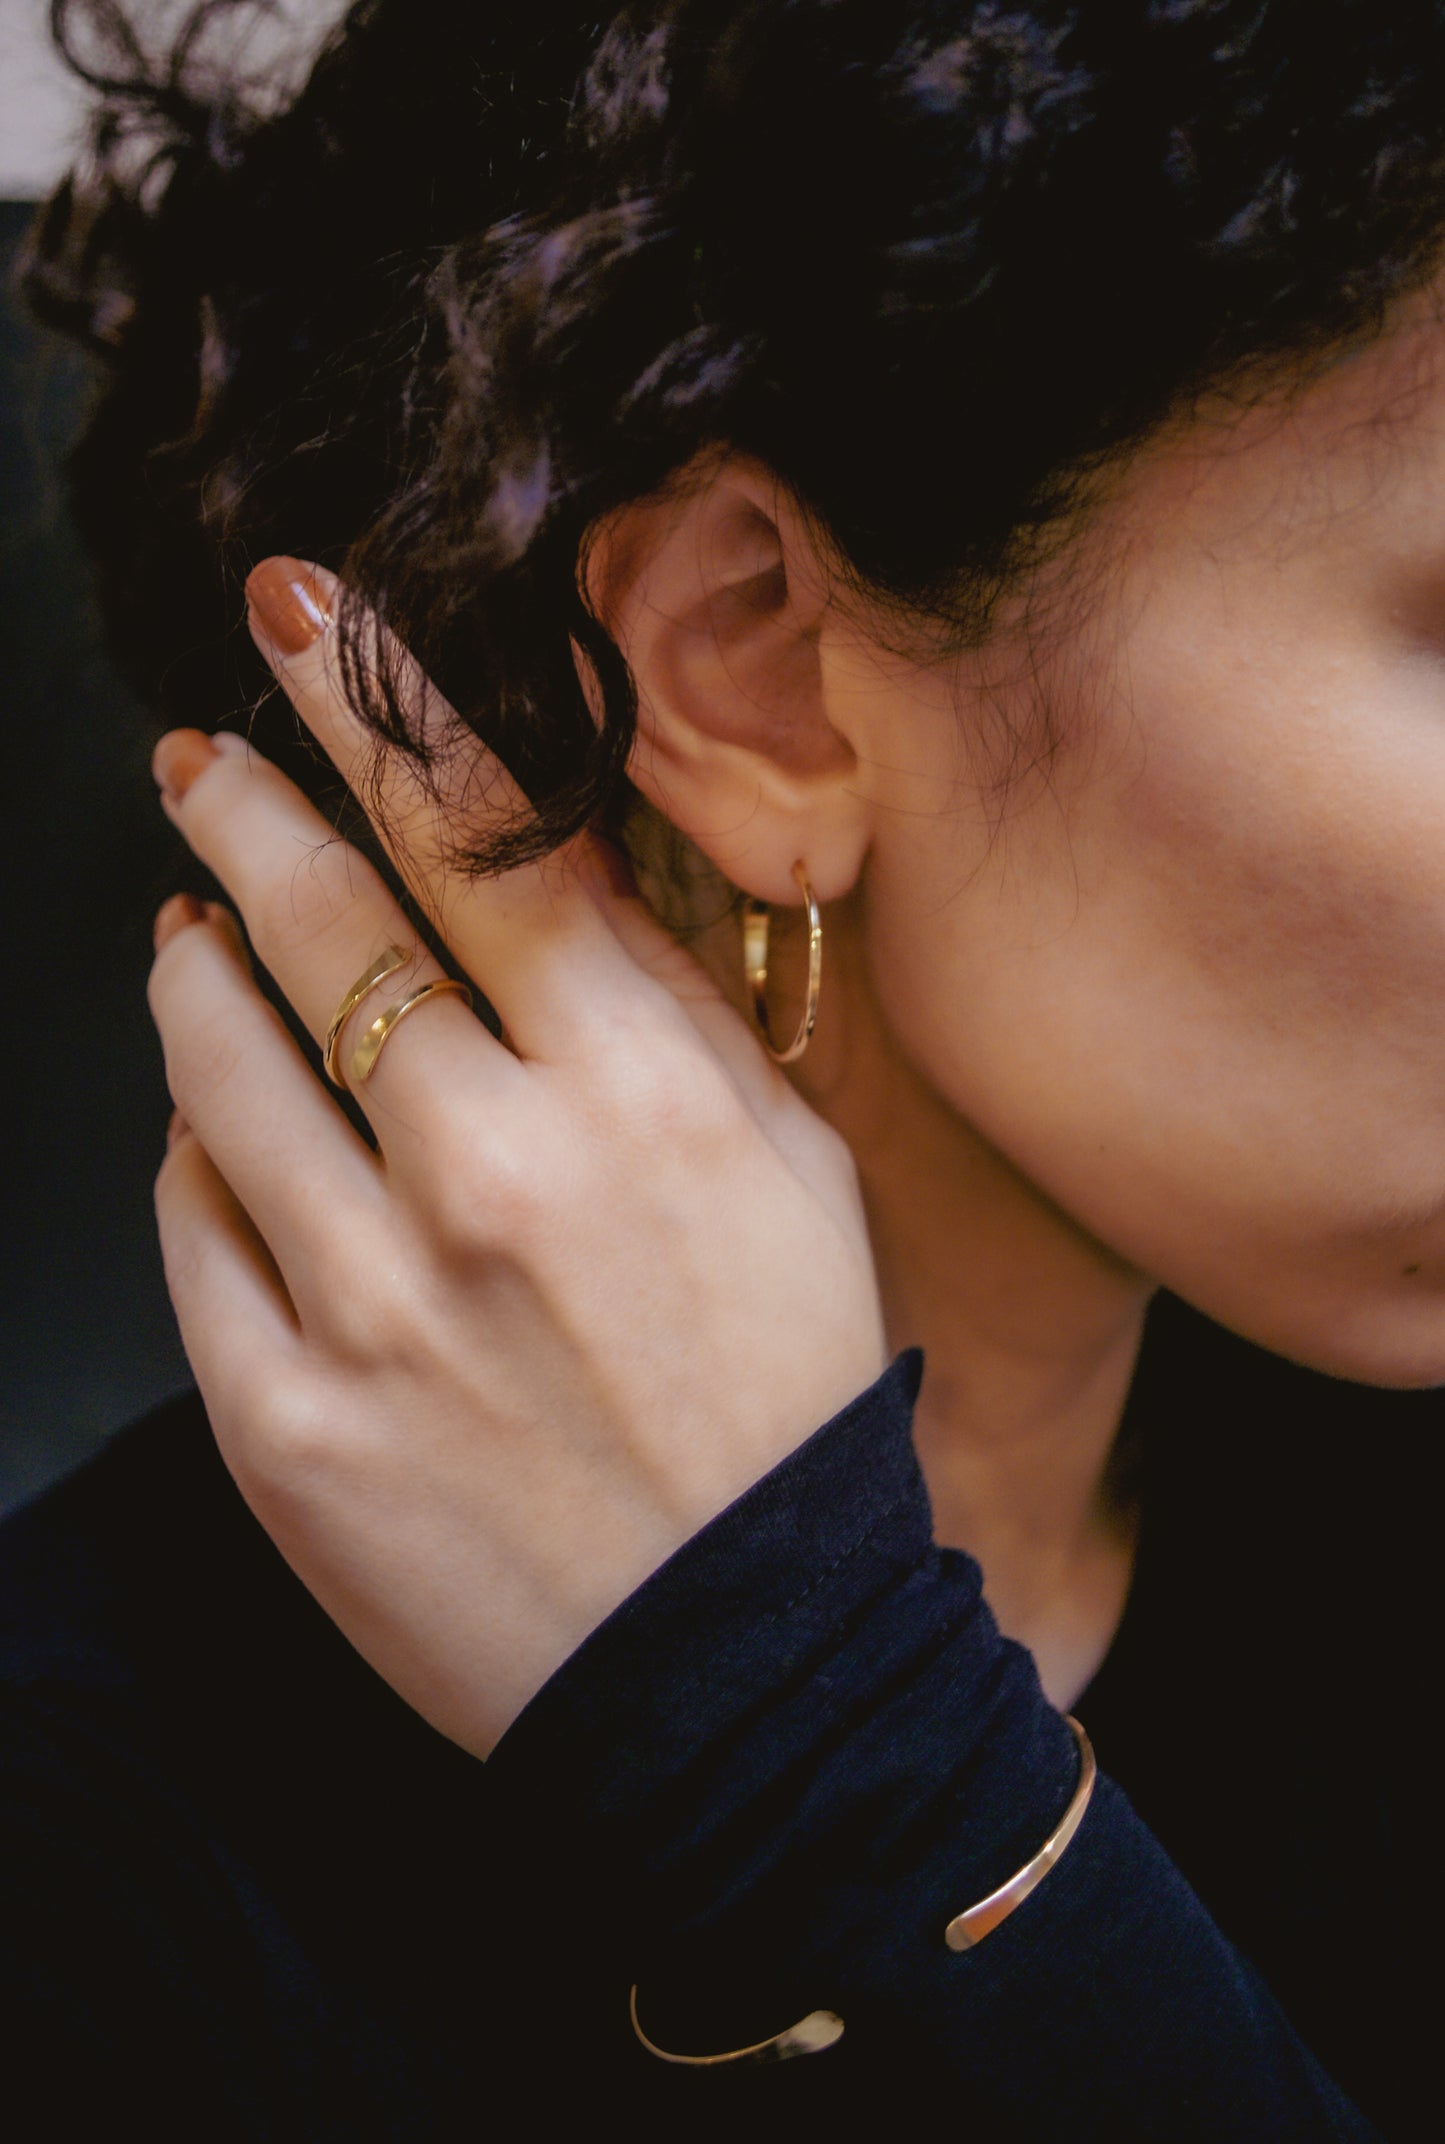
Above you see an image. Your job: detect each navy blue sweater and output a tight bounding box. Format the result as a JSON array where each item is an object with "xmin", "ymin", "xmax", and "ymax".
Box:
[{"xmin": 0, "ymin": 1293, "xmax": 1431, "ymax": 2137}]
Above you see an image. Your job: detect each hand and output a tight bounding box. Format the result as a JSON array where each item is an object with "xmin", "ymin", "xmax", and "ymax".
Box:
[{"xmin": 147, "ymin": 560, "xmax": 886, "ymax": 1757}]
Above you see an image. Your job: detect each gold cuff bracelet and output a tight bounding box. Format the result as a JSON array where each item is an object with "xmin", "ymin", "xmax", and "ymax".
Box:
[{"xmin": 630, "ymin": 1713, "xmax": 1095, "ymax": 2067}]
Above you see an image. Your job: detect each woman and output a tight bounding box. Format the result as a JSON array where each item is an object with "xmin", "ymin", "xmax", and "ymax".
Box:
[{"xmin": 5, "ymin": 0, "xmax": 1442, "ymax": 2133}]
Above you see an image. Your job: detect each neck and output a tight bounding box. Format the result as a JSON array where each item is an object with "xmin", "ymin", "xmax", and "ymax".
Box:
[{"xmin": 784, "ymin": 902, "xmax": 1155, "ymax": 1708}]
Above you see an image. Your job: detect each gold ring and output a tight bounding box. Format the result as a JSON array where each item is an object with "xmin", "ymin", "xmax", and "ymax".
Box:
[
  {"xmin": 347, "ymin": 977, "xmax": 474, "ymax": 1086},
  {"xmin": 324, "ymin": 945, "xmax": 411, "ymax": 1087}
]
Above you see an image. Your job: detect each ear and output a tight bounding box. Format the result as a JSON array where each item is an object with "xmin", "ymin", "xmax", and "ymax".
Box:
[{"xmin": 580, "ymin": 453, "xmax": 873, "ymax": 904}]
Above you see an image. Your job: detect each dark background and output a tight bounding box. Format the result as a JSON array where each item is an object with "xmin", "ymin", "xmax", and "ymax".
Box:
[{"xmin": 1, "ymin": 196, "xmax": 191, "ymax": 1512}]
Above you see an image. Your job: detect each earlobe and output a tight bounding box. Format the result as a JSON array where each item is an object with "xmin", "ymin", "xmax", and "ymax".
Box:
[{"xmin": 580, "ymin": 454, "xmax": 871, "ymax": 903}]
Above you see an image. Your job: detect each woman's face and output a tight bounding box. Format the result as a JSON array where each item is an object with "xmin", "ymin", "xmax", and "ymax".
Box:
[{"xmin": 847, "ymin": 268, "xmax": 1445, "ymax": 1385}]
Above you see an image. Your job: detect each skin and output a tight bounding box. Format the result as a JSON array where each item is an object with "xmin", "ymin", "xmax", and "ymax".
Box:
[{"xmin": 150, "ymin": 262, "xmax": 1445, "ymax": 1745}]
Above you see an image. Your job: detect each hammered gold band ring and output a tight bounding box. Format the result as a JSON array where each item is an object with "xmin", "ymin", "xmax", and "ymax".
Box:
[{"xmin": 324, "ymin": 943, "xmax": 474, "ymax": 1091}]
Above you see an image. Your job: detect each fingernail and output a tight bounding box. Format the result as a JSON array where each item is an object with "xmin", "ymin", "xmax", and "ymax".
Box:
[
  {"xmin": 152, "ymin": 729, "xmax": 218, "ymax": 803},
  {"xmin": 154, "ymin": 892, "xmax": 205, "ymax": 950},
  {"xmin": 203, "ymin": 900, "xmax": 247, "ymax": 955},
  {"xmin": 246, "ymin": 556, "xmax": 333, "ymax": 658}
]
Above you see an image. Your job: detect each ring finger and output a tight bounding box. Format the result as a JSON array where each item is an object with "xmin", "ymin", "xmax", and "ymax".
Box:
[{"xmin": 148, "ymin": 897, "xmax": 383, "ymax": 1321}]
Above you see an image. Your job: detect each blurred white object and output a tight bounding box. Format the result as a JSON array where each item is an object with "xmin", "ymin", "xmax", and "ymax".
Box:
[{"xmin": 0, "ymin": 0, "xmax": 349, "ymax": 197}]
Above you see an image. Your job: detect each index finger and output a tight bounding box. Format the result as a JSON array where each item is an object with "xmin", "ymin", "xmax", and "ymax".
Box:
[{"xmin": 244, "ymin": 555, "xmax": 638, "ymax": 1059}]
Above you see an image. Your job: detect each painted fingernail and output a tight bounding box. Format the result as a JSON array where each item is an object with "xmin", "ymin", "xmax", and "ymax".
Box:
[
  {"xmin": 246, "ymin": 556, "xmax": 333, "ymax": 658},
  {"xmin": 203, "ymin": 901, "xmax": 248, "ymax": 956},
  {"xmin": 154, "ymin": 892, "xmax": 206, "ymax": 950},
  {"xmin": 152, "ymin": 729, "xmax": 218, "ymax": 803}
]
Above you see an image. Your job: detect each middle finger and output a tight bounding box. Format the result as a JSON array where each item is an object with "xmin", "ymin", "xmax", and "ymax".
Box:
[{"xmin": 243, "ymin": 556, "xmax": 645, "ymax": 1061}]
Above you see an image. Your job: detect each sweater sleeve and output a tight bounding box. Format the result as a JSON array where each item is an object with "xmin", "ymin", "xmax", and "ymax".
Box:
[{"xmin": 484, "ymin": 1350, "xmax": 1379, "ymax": 2142}]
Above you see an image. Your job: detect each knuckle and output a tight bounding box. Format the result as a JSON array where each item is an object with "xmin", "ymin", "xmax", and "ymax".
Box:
[
  {"xmin": 620, "ymin": 1039, "xmax": 738, "ymax": 1151},
  {"xmin": 228, "ymin": 1372, "xmax": 338, "ymax": 1515},
  {"xmin": 433, "ymin": 1140, "xmax": 535, "ymax": 1255},
  {"xmin": 248, "ymin": 839, "xmax": 374, "ymax": 966},
  {"xmin": 412, "ymin": 1116, "xmax": 547, "ymax": 1260},
  {"xmin": 321, "ymin": 1256, "xmax": 424, "ymax": 1364}
]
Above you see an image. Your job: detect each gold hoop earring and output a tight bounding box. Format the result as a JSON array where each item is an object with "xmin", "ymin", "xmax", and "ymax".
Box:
[{"xmin": 741, "ymin": 861, "xmax": 822, "ymax": 1064}]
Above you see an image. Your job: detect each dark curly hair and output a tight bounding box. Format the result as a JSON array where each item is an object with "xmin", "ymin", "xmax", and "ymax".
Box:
[{"xmin": 23, "ymin": 0, "xmax": 1445, "ymax": 871}]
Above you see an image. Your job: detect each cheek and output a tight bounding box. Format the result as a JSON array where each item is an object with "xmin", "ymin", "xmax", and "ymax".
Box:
[
  {"xmin": 1114, "ymin": 622, "xmax": 1445, "ymax": 1067},
  {"xmin": 1093, "ymin": 724, "xmax": 1445, "ymax": 1378},
  {"xmin": 866, "ymin": 634, "xmax": 1445, "ymax": 1383}
]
